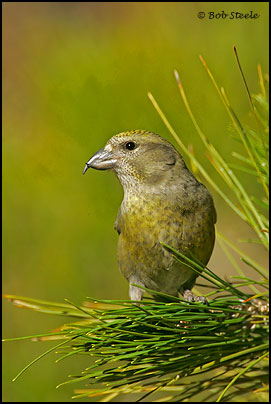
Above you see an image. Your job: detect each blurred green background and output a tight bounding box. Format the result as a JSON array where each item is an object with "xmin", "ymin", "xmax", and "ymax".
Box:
[{"xmin": 3, "ymin": 2, "xmax": 268, "ymax": 402}]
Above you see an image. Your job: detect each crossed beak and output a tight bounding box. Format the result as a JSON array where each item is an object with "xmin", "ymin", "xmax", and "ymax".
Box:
[{"xmin": 83, "ymin": 148, "xmax": 117, "ymax": 174}]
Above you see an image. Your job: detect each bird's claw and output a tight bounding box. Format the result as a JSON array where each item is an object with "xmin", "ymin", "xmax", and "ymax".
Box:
[{"xmin": 183, "ymin": 289, "xmax": 208, "ymax": 305}]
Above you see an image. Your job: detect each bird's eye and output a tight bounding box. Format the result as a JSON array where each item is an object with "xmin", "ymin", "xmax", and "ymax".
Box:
[{"xmin": 125, "ymin": 141, "xmax": 136, "ymax": 151}]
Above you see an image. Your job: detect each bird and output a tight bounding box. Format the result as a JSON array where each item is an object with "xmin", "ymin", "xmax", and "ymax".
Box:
[{"xmin": 83, "ymin": 130, "xmax": 216, "ymax": 302}]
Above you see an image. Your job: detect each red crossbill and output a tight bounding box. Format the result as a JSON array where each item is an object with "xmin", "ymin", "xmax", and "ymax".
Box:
[{"xmin": 83, "ymin": 130, "xmax": 216, "ymax": 302}]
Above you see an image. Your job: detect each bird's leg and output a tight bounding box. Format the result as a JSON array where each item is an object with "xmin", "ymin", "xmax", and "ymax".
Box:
[
  {"xmin": 183, "ymin": 289, "xmax": 208, "ymax": 304},
  {"xmin": 129, "ymin": 283, "xmax": 144, "ymax": 302}
]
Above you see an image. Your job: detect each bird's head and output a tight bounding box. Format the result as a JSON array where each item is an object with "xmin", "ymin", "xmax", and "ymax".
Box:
[{"xmin": 83, "ymin": 130, "xmax": 187, "ymax": 192}]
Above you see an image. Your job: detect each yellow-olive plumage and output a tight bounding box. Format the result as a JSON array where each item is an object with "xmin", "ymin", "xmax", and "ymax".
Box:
[{"xmin": 83, "ymin": 130, "xmax": 216, "ymax": 301}]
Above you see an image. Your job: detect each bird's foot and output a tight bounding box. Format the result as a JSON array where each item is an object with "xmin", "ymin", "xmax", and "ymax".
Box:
[{"xmin": 183, "ymin": 289, "xmax": 208, "ymax": 305}]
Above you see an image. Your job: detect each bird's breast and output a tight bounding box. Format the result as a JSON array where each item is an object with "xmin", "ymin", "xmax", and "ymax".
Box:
[
  {"xmin": 119, "ymin": 194, "xmax": 176, "ymax": 244},
  {"xmin": 118, "ymin": 191, "xmax": 215, "ymax": 262}
]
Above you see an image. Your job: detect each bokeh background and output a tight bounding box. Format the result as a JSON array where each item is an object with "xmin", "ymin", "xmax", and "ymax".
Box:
[{"xmin": 3, "ymin": 2, "xmax": 269, "ymax": 402}]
